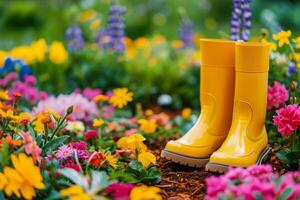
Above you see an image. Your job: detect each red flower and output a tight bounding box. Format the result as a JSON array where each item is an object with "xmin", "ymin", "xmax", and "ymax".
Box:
[
  {"xmin": 89, "ymin": 152, "xmax": 106, "ymax": 167},
  {"xmin": 84, "ymin": 130, "xmax": 99, "ymax": 141}
]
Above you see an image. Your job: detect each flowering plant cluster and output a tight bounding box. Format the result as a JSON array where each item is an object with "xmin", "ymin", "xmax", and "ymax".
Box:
[
  {"xmin": 0, "ymin": 73, "xmax": 183, "ymax": 199},
  {"xmin": 205, "ymin": 165, "xmax": 300, "ymax": 200}
]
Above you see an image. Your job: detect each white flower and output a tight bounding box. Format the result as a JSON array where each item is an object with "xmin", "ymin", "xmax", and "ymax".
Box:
[{"xmin": 66, "ymin": 121, "xmax": 85, "ymax": 136}]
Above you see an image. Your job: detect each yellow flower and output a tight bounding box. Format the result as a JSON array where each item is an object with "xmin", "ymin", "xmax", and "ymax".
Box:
[
  {"xmin": 49, "ymin": 41, "xmax": 68, "ymax": 64},
  {"xmin": 32, "ymin": 112, "xmax": 50, "ymax": 133},
  {"xmin": 90, "ymin": 19, "xmax": 101, "ymax": 30},
  {"xmin": 45, "ymin": 108, "xmax": 60, "ymax": 119},
  {"xmin": 181, "ymin": 108, "xmax": 192, "ymax": 120},
  {"xmin": 60, "ymin": 185, "xmax": 91, "ymax": 200},
  {"xmin": 0, "ymin": 109, "xmax": 17, "ymax": 121},
  {"xmin": 106, "ymin": 155, "xmax": 118, "ymax": 168},
  {"xmin": 17, "ymin": 112, "xmax": 32, "ymax": 124},
  {"xmin": 171, "ymin": 40, "xmax": 184, "ymax": 49},
  {"xmin": 31, "ymin": 39, "xmax": 47, "ymax": 62},
  {"xmin": 79, "ymin": 9, "xmax": 96, "ymax": 22},
  {"xmin": 261, "ymin": 39, "xmax": 277, "ymax": 51},
  {"xmin": 138, "ymin": 119, "xmax": 157, "ymax": 134},
  {"xmin": 293, "ymin": 53, "xmax": 300, "ymax": 68},
  {"xmin": 93, "ymin": 94, "xmax": 108, "ymax": 103},
  {"xmin": 293, "ymin": 36, "xmax": 300, "ymax": 49},
  {"xmin": 10, "ymin": 46, "xmax": 35, "ymax": 64},
  {"xmin": 130, "ymin": 185, "xmax": 162, "ymax": 200},
  {"xmin": 109, "ymin": 88, "xmax": 133, "ymax": 108},
  {"xmin": 93, "ymin": 118, "xmax": 104, "ymax": 128},
  {"xmin": 134, "ymin": 37, "xmax": 149, "ymax": 48},
  {"xmin": 0, "ymin": 153, "xmax": 44, "ymax": 199},
  {"xmin": 0, "ymin": 50, "xmax": 8, "ymax": 66},
  {"xmin": 138, "ymin": 151, "xmax": 156, "ymax": 168},
  {"xmin": 273, "ymin": 30, "xmax": 292, "ymax": 47},
  {"xmin": 117, "ymin": 133, "xmax": 147, "ymax": 153},
  {"xmin": 0, "ymin": 90, "xmax": 10, "ymax": 101},
  {"xmin": 145, "ymin": 109, "xmax": 154, "ymax": 116}
]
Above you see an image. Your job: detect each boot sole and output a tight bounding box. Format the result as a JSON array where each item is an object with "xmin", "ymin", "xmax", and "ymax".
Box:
[
  {"xmin": 205, "ymin": 145, "xmax": 270, "ymax": 173},
  {"xmin": 161, "ymin": 149, "xmax": 209, "ymax": 168}
]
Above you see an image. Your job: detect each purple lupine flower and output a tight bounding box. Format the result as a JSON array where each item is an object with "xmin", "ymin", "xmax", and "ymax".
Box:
[
  {"xmin": 107, "ymin": 2, "xmax": 127, "ymax": 52},
  {"xmin": 286, "ymin": 62, "xmax": 297, "ymax": 77},
  {"xmin": 95, "ymin": 28, "xmax": 112, "ymax": 50},
  {"xmin": 65, "ymin": 25, "xmax": 84, "ymax": 52},
  {"xmin": 179, "ymin": 19, "xmax": 194, "ymax": 48},
  {"xmin": 230, "ymin": 0, "xmax": 252, "ymax": 41}
]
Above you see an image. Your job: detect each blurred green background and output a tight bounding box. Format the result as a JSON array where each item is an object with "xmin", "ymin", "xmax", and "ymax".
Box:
[{"xmin": 1, "ymin": 0, "xmax": 300, "ymax": 49}]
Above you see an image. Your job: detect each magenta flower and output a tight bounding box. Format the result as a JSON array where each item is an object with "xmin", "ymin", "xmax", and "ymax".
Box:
[
  {"xmin": 101, "ymin": 105, "xmax": 115, "ymax": 119},
  {"xmin": 56, "ymin": 145, "xmax": 74, "ymax": 160},
  {"xmin": 104, "ymin": 182, "xmax": 135, "ymax": 200},
  {"xmin": 267, "ymin": 81, "xmax": 289, "ymax": 110},
  {"xmin": 273, "ymin": 104, "xmax": 300, "ymax": 137},
  {"xmin": 205, "ymin": 165, "xmax": 300, "ymax": 200},
  {"xmin": 82, "ymin": 88, "xmax": 102, "ymax": 100},
  {"xmin": 84, "ymin": 130, "xmax": 99, "ymax": 141},
  {"xmin": 69, "ymin": 141, "xmax": 87, "ymax": 150},
  {"xmin": 279, "ymin": 172, "xmax": 300, "ymax": 200},
  {"xmin": 205, "ymin": 176, "xmax": 227, "ymax": 199},
  {"xmin": 24, "ymin": 75, "xmax": 37, "ymax": 85}
]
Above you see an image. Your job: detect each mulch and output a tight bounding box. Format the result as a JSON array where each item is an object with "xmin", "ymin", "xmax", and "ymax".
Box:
[{"xmin": 149, "ymin": 137, "xmax": 286, "ymax": 200}]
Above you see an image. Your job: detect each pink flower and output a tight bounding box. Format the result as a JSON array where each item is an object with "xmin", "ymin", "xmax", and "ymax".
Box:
[
  {"xmin": 205, "ymin": 176, "xmax": 227, "ymax": 199},
  {"xmin": 149, "ymin": 112, "xmax": 170, "ymax": 126},
  {"xmin": 273, "ymin": 104, "xmax": 300, "ymax": 137},
  {"xmin": 84, "ymin": 130, "xmax": 99, "ymax": 141},
  {"xmin": 267, "ymin": 81, "xmax": 289, "ymax": 110},
  {"xmin": 82, "ymin": 88, "xmax": 102, "ymax": 100},
  {"xmin": 125, "ymin": 129, "xmax": 137, "ymax": 136},
  {"xmin": 104, "ymin": 182, "xmax": 135, "ymax": 200},
  {"xmin": 69, "ymin": 141, "xmax": 87, "ymax": 150},
  {"xmin": 101, "ymin": 105, "xmax": 115, "ymax": 119},
  {"xmin": 56, "ymin": 145, "xmax": 74, "ymax": 160},
  {"xmin": 68, "ymin": 141, "xmax": 89, "ymax": 159},
  {"xmin": 21, "ymin": 132, "xmax": 42, "ymax": 163},
  {"xmin": 34, "ymin": 93, "xmax": 99, "ymax": 122},
  {"xmin": 279, "ymin": 172, "xmax": 300, "ymax": 200},
  {"xmin": 24, "ymin": 75, "xmax": 37, "ymax": 85},
  {"xmin": 204, "ymin": 165, "xmax": 299, "ymax": 200}
]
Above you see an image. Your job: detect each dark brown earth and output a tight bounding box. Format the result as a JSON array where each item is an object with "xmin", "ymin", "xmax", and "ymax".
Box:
[{"xmin": 150, "ymin": 138, "xmax": 286, "ymax": 200}]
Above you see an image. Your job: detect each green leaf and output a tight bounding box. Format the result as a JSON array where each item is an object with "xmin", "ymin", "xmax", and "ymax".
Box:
[
  {"xmin": 0, "ymin": 142, "xmax": 9, "ymax": 170},
  {"xmin": 90, "ymin": 171, "xmax": 109, "ymax": 192},
  {"xmin": 42, "ymin": 135, "xmax": 69, "ymax": 155},
  {"xmin": 128, "ymin": 160, "xmax": 144, "ymax": 172},
  {"xmin": 275, "ymin": 151, "xmax": 289, "ymax": 164},
  {"xmin": 58, "ymin": 168, "xmax": 88, "ymax": 190},
  {"xmin": 108, "ymin": 171, "xmax": 138, "ymax": 183},
  {"xmin": 278, "ymin": 187, "xmax": 292, "ymax": 200},
  {"xmin": 254, "ymin": 192, "xmax": 264, "ymax": 200},
  {"xmin": 0, "ymin": 191, "xmax": 7, "ymax": 200},
  {"xmin": 44, "ymin": 190, "xmax": 61, "ymax": 200},
  {"xmin": 285, "ymin": 151, "xmax": 300, "ymax": 164}
]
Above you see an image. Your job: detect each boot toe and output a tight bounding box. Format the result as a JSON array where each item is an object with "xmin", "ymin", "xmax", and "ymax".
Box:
[
  {"xmin": 209, "ymin": 151, "xmax": 258, "ymax": 167},
  {"xmin": 164, "ymin": 140, "xmax": 213, "ymax": 158}
]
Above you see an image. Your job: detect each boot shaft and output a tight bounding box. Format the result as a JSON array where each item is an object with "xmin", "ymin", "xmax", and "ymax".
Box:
[
  {"xmin": 233, "ymin": 42, "xmax": 270, "ymax": 140},
  {"xmin": 199, "ymin": 39, "xmax": 236, "ymax": 135}
]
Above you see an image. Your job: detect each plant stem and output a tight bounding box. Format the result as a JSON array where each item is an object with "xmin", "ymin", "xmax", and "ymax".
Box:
[{"xmin": 49, "ymin": 114, "xmax": 67, "ymax": 140}]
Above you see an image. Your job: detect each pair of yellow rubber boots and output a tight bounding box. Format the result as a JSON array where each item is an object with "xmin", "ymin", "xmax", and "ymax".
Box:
[{"xmin": 161, "ymin": 39, "xmax": 270, "ymax": 173}]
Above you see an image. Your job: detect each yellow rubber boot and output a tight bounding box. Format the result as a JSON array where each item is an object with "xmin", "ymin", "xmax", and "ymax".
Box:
[
  {"xmin": 206, "ymin": 42, "xmax": 270, "ymax": 173},
  {"xmin": 161, "ymin": 39, "xmax": 235, "ymax": 167}
]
